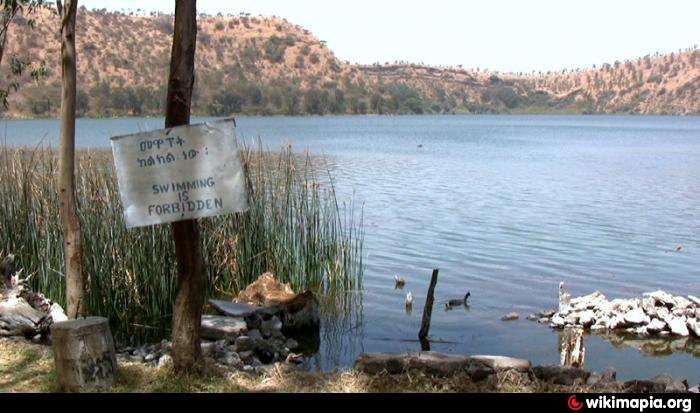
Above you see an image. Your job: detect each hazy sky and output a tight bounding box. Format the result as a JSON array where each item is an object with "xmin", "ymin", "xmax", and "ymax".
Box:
[{"xmin": 80, "ymin": 0, "xmax": 699, "ymax": 73}]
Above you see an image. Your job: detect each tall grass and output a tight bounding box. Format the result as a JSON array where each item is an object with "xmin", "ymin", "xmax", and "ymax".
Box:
[{"xmin": 0, "ymin": 144, "xmax": 363, "ymax": 340}]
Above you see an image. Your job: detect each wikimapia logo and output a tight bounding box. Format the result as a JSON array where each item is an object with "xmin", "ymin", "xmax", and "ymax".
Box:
[{"xmin": 568, "ymin": 394, "xmax": 693, "ymax": 412}]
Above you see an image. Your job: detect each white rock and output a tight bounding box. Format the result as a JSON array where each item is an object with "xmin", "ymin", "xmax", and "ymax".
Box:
[
  {"xmin": 656, "ymin": 307, "xmax": 670, "ymax": 320},
  {"xmin": 157, "ymin": 354, "xmax": 172, "ymax": 369},
  {"xmin": 50, "ymin": 303, "xmax": 68, "ymax": 323},
  {"xmin": 667, "ymin": 317, "xmax": 690, "ymax": 337},
  {"xmin": 674, "ymin": 296, "xmax": 695, "ymax": 309},
  {"xmin": 570, "ymin": 291, "xmax": 607, "ymax": 311},
  {"xmin": 564, "ymin": 313, "xmax": 579, "ymax": 325},
  {"xmin": 643, "ymin": 290, "xmax": 676, "ymax": 307},
  {"xmin": 609, "ymin": 298, "xmax": 637, "ymax": 312},
  {"xmin": 688, "ymin": 295, "xmax": 700, "ymax": 307},
  {"xmin": 578, "ymin": 310, "xmax": 596, "ymax": 327},
  {"xmin": 687, "ymin": 318, "xmax": 700, "ymax": 337},
  {"xmin": 624, "ymin": 308, "xmax": 650, "ymax": 326},
  {"xmin": 550, "ymin": 315, "xmax": 565, "ymax": 328},
  {"xmin": 646, "ymin": 318, "xmax": 667, "ymax": 334},
  {"xmin": 641, "ymin": 297, "xmax": 658, "ymax": 317}
]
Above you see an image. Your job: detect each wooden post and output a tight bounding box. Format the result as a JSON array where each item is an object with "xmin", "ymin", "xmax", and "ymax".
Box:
[
  {"xmin": 165, "ymin": 0, "xmax": 205, "ymax": 374},
  {"xmin": 418, "ymin": 269, "xmax": 439, "ymax": 350},
  {"xmin": 58, "ymin": 0, "xmax": 87, "ymax": 319},
  {"xmin": 51, "ymin": 317, "xmax": 117, "ymax": 391}
]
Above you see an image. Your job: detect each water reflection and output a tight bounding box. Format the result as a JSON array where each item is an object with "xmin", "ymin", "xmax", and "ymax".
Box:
[{"xmin": 302, "ymin": 288, "xmax": 365, "ymax": 371}]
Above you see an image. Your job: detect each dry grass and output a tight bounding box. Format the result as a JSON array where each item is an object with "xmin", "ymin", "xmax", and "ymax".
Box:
[{"xmin": 0, "ymin": 339, "xmax": 625, "ymax": 393}]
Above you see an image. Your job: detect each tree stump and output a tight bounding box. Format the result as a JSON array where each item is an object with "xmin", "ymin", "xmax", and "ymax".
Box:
[{"xmin": 51, "ymin": 317, "xmax": 117, "ymax": 391}]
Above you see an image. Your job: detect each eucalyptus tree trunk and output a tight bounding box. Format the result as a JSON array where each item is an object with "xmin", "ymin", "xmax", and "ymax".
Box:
[
  {"xmin": 58, "ymin": 0, "xmax": 86, "ymax": 318},
  {"xmin": 165, "ymin": 0, "xmax": 205, "ymax": 374}
]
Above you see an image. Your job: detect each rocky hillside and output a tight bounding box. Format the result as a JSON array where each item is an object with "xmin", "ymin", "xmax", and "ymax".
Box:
[{"xmin": 1, "ymin": 7, "xmax": 698, "ymax": 117}]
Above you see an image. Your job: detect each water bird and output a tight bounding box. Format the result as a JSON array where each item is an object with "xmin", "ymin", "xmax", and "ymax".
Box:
[
  {"xmin": 394, "ymin": 275, "xmax": 406, "ymax": 288},
  {"xmin": 446, "ymin": 292, "xmax": 471, "ymax": 307},
  {"xmin": 417, "ymin": 144, "xmax": 423, "ymax": 149},
  {"xmin": 676, "ymin": 245, "xmax": 684, "ymax": 252},
  {"xmin": 559, "ymin": 282, "xmax": 571, "ymax": 312},
  {"xmin": 406, "ymin": 291, "xmax": 413, "ymax": 307}
]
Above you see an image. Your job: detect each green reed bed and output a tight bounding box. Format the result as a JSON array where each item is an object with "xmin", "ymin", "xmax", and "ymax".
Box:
[{"xmin": 0, "ymin": 145, "xmax": 363, "ymax": 339}]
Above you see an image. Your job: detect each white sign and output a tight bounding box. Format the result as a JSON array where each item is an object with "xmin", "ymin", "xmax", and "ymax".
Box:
[{"xmin": 110, "ymin": 119, "xmax": 248, "ymax": 228}]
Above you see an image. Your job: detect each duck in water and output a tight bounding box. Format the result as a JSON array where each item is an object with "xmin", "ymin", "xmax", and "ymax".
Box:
[
  {"xmin": 406, "ymin": 291, "xmax": 414, "ymax": 308},
  {"xmin": 445, "ymin": 292, "xmax": 471, "ymax": 310},
  {"xmin": 394, "ymin": 275, "xmax": 406, "ymax": 289}
]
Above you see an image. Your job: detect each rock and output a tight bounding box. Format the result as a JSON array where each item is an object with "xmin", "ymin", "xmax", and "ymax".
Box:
[
  {"xmin": 247, "ymin": 329, "xmax": 263, "ymax": 342},
  {"xmin": 541, "ymin": 310, "xmax": 557, "ymax": 318},
  {"xmin": 200, "ymin": 341, "xmax": 216, "ymax": 356},
  {"xmin": 688, "ymin": 385, "xmax": 699, "ymax": 394},
  {"xmin": 570, "ymin": 291, "xmax": 607, "ymax": 310},
  {"xmin": 236, "ymin": 272, "xmax": 296, "ymax": 306},
  {"xmin": 526, "ymin": 314, "xmax": 539, "ymax": 321},
  {"xmin": 538, "ymin": 317, "xmax": 551, "ymax": 324},
  {"xmin": 646, "ymin": 318, "xmax": 667, "ymax": 334},
  {"xmin": 469, "ymin": 355, "xmax": 531, "ymax": 372},
  {"xmin": 465, "ymin": 362, "xmax": 495, "ymax": 381},
  {"xmin": 601, "ymin": 368, "xmax": 617, "ymax": 383},
  {"xmin": 274, "ymin": 290, "xmax": 321, "ymax": 332},
  {"xmin": 284, "ymin": 338, "xmax": 299, "ymax": 350},
  {"xmin": 686, "ymin": 318, "xmax": 700, "ymax": 337},
  {"xmin": 688, "ymin": 295, "xmax": 700, "ymax": 307},
  {"xmin": 501, "ymin": 312, "xmax": 519, "ymax": 321},
  {"xmin": 222, "ymin": 352, "xmax": 243, "ymax": 368},
  {"xmin": 238, "ymin": 350, "xmax": 255, "ymax": 363},
  {"xmin": 200, "ymin": 315, "xmax": 247, "ymax": 341},
  {"xmin": 674, "ymin": 296, "xmax": 695, "ymax": 309},
  {"xmin": 587, "ymin": 372, "xmax": 603, "ymax": 386},
  {"xmin": 209, "ymin": 300, "xmax": 262, "ymax": 318},
  {"xmin": 533, "ymin": 365, "xmax": 590, "ymax": 385},
  {"xmin": 624, "ymin": 308, "xmax": 649, "ymax": 326},
  {"xmin": 651, "ymin": 374, "xmax": 688, "ymax": 392},
  {"xmin": 260, "ymin": 316, "xmax": 283, "ymax": 338},
  {"xmin": 157, "ymin": 354, "xmax": 172, "ymax": 369},
  {"xmin": 354, "ymin": 352, "xmax": 470, "ymax": 376},
  {"xmin": 586, "ymin": 370, "xmax": 616, "ymax": 386},
  {"xmin": 578, "ymin": 310, "xmax": 596, "ymax": 327},
  {"xmin": 49, "ymin": 303, "xmax": 68, "ymax": 323},
  {"xmin": 244, "ymin": 313, "xmax": 262, "ymax": 330},
  {"xmin": 550, "ymin": 315, "xmax": 565, "ymax": 328},
  {"xmin": 656, "ymin": 307, "xmax": 670, "ymax": 320},
  {"xmin": 233, "ymin": 336, "xmax": 255, "ymax": 352},
  {"xmin": 625, "ymin": 379, "xmax": 666, "ymax": 393},
  {"xmin": 144, "ymin": 353, "xmax": 156, "ymax": 363},
  {"xmin": 643, "ymin": 291, "xmax": 677, "ymax": 308},
  {"xmin": 242, "ymin": 365, "xmax": 254, "ymax": 373},
  {"xmin": 254, "ymin": 340, "xmax": 277, "ymax": 364},
  {"xmin": 641, "ymin": 297, "xmax": 658, "ymax": 317},
  {"xmin": 564, "ymin": 313, "xmax": 579, "ymax": 325},
  {"xmin": 667, "ymin": 317, "xmax": 690, "ymax": 336}
]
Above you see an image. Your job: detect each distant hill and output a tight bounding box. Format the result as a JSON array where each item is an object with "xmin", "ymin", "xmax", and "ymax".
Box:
[{"xmin": 1, "ymin": 7, "xmax": 698, "ymax": 117}]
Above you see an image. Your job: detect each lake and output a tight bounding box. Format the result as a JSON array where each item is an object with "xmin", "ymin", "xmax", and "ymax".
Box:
[{"xmin": 2, "ymin": 115, "xmax": 700, "ymax": 381}]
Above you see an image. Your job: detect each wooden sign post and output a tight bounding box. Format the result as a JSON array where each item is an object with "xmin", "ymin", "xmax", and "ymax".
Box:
[{"xmin": 111, "ymin": 0, "xmax": 248, "ymax": 373}]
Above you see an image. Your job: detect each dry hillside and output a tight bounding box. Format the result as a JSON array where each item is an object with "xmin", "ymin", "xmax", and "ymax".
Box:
[{"xmin": 1, "ymin": 7, "xmax": 698, "ymax": 117}]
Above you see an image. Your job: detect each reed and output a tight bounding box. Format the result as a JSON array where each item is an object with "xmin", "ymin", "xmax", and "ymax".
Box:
[{"xmin": 0, "ymin": 144, "xmax": 363, "ymax": 340}]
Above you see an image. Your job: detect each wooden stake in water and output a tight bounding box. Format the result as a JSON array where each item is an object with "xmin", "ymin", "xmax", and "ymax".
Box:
[{"xmin": 419, "ymin": 269, "xmax": 439, "ymax": 350}]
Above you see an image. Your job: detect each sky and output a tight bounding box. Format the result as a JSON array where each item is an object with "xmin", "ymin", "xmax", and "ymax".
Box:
[{"xmin": 79, "ymin": 0, "xmax": 700, "ymax": 73}]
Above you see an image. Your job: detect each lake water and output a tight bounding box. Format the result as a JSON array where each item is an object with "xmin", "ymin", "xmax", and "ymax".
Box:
[{"xmin": 2, "ymin": 115, "xmax": 700, "ymax": 381}]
